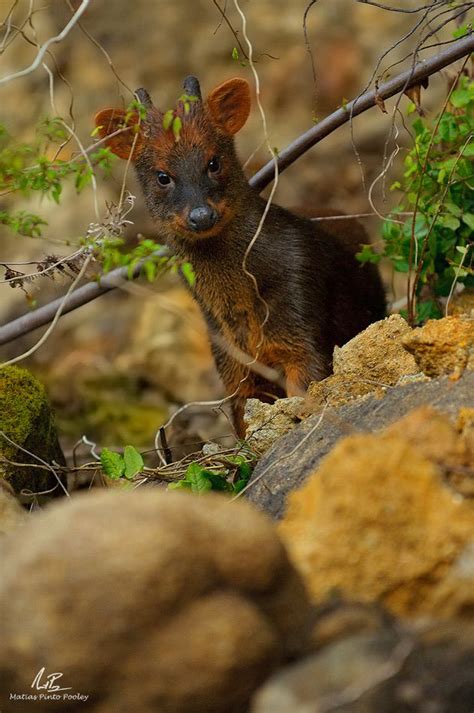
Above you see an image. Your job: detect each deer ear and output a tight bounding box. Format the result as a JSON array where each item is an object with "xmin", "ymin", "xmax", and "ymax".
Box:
[
  {"xmin": 207, "ymin": 78, "xmax": 251, "ymax": 135},
  {"xmin": 94, "ymin": 108, "xmax": 143, "ymax": 160}
]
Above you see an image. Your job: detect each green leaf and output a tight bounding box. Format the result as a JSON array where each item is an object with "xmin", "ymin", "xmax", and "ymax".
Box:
[
  {"xmin": 100, "ymin": 448, "xmax": 125, "ymax": 479},
  {"xmin": 438, "ymin": 215, "xmax": 460, "ymax": 231},
  {"xmin": 168, "ymin": 480, "xmax": 192, "ymax": 490},
  {"xmin": 444, "ymin": 202, "xmax": 462, "ymax": 217},
  {"xmin": 172, "ymin": 116, "xmax": 182, "ymax": 142},
  {"xmin": 355, "ymin": 244, "xmax": 381, "ymax": 264},
  {"xmin": 415, "ymin": 299, "xmax": 442, "ymax": 323},
  {"xmin": 453, "ymin": 25, "xmax": 469, "ymax": 39},
  {"xmin": 233, "ymin": 479, "xmax": 249, "ymax": 494},
  {"xmin": 202, "ymin": 470, "xmax": 232, "ymax": 491},
  {"xmin": 162, "ymin": 109, "xmax": 174, "ymax": 131},
  {"xmin": 188, "ymin": 472, "xmax": 213, "ymax": 494},
  {"xmin": 123, "ymin": 445, "xmax": 144, "ymax": 479},
  {"xmin": 143, "ymin": 259, "xmax": 157, "ymax": 282},
  {"xmin": 451, "ymin": 88, "xmax": 472, "ymax": 109},
  {"xmin": 462, "ymin": 213, "xmax": 474, "ymax": 231},
  {"xmin": 237, "ymin": 460, "xmax": 252, "ymax": 482},
  {"xmin": 393, "ymin": 259, "xmax": 410, "ymax": 273},
  {"xmin": 181, "ymin": 261, "xmax": 195, "ymax": 287},
  {"xmin": 232, "ymin": 47, "xmax": 239, "ymax": 61}
]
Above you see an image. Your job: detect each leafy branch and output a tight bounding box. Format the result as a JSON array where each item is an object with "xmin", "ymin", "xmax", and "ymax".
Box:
[{"xmin": 357, "ymin": 70, "xmax": 474, "ymax": 322}]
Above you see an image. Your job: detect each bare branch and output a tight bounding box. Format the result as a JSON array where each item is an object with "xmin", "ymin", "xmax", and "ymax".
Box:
[
  {"xmin": 250, "ymin": 32, "xmax": 474, "ymax": 191},
  {"xmin": 0, "ymin": 0, "xmax": 91, "ymax": 85},
  {"xmin": 0, "ymin": 247, "xmax": 170, "ymax": 347}
]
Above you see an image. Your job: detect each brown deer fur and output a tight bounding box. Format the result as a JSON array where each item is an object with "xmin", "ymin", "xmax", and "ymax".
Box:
[{"xmin": 95, "ymin": 76, "xmax": 386, "ymax": 436}]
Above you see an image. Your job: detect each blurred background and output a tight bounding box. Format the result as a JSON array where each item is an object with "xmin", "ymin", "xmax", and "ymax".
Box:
[{"xmin": 0, "ymin": 0, "xmax": 461, "ymax": 460}]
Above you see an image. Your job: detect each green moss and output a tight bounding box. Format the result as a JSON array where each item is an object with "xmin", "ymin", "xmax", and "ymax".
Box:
[{"xmin": 0, "ymin": 366, "xmax": 66, "ymax": 500}]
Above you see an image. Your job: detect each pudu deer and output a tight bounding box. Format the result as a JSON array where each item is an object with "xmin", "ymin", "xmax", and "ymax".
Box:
[{"xmin": 95, "ymin": 76, "xmax": 386, "ymax": 436}]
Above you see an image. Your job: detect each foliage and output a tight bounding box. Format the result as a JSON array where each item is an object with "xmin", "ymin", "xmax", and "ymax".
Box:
[
  {"xmin": 357, "ymin": 74, "xmax": 474, "ymax": 322},
  {"xmin": 100, "ymin": 445, "xmax": 144, "ymax": 480},
  {"xmin": 93, "ymin": 234, "xmax": 195, "ymax": 286},
  {"xmin": 0, "ymin": 118, "xmax": 115, "ymax": 237},
  {"xmin": 0, "ymin": 99, "xmax": 196, "ymax": 289},
  {"xmin": 167, "ymin": 454, "xmax": 253, "ymax": 495}
]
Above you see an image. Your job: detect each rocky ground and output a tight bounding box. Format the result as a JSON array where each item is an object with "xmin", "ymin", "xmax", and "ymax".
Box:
[
  {"xmin": 1, "ymin": 295, "xmax": 473, "ymax": 712},
  {"xmin": 0, "ymin": 2, "xmax": 472, "ymax": 710}
]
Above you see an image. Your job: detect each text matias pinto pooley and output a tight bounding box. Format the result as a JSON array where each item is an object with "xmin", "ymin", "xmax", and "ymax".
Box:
[{"xmin": 8, "ymin": 667, "xmax": 89, "ymax": 704}]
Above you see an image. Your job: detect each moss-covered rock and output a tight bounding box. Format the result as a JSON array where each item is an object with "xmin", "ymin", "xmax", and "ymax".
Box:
[{"xmin": 0, "ymin": 366, "xmax": 66, "ymax": 502}]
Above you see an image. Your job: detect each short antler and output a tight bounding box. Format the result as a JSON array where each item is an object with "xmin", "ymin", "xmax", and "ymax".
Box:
[
  {"xmin": 134, "ymin": 87, "xmax": 154, "ymax": 109},
  {"xmin": 183, "ymin": 75, "xmax": 202, "ymax": 100}
]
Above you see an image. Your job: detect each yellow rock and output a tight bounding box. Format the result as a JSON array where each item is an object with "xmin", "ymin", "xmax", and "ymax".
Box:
[
  {"xmin": 402, "ymin": 315, "xmax": 474, "ymax": 377},
  {"xmin": 448, "ymin": 288, "xmax": 474, "ymax": 318},
  {"xmin": 280, "ymin": 419, "xmax": 474, "ymax": 619},
  {"xmin": 306, "ymin": 315, "xmax": 419, "ymax": 410}
]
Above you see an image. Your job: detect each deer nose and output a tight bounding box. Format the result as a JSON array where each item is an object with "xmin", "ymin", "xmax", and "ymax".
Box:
[{"xmin": 188, "ymin": 206, "xmax": 218, "ymax": 232}]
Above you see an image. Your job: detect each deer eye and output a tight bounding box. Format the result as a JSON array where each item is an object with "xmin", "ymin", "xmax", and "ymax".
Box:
[
  {"xmin": 156, "ymin": 171, "xmax": 172, "ymax": 187},
  {"xmin": 207, "ymin": 157, "xmax": 221, "ymax": 175}
]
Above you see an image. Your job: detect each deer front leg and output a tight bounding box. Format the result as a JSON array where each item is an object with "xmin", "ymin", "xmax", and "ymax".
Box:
[
  {"xmin": 284, "ymin": 357, "xmax": 329, "ymax": 397},
  {"xmin": 211, "ymin": 341, "xmax": 253, "ymax": 439}
]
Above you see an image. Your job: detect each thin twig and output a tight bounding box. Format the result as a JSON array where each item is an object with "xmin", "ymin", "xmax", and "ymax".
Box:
[
  {"xmin": 0, "ymin": 430, "xmax": 69, "ymax": 497},
  {"xmin": 0, "ymin": 255, "xmax": 92, "ymax": 367},
  {"xmin": 232, "ymin": 402, "xmax": 328, "ymax": 500},
  {"xmin": 0, "ymin": 0, "xmax": 90, "ymax": 85}
]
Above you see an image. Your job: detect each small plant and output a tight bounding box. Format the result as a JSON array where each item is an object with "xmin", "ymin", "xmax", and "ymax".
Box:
[
  {"xmin": 0, "ymin": 118, "xmax": 118, "ymax": 237},
  {"xmin": 0, "ymin": 97, "xmax": 196, "ymax": 294},
  {"xmin": 93, "ymin": 233, "xmax": 195, "ymax": 286},
  {"xmin": 168, "ymin": 455, "xmax": 253, "ymax": 495},
  {"xmin": 100, "ymin": 445, "xmax": 144, "ymax": 480},
  {"xmin": 357, "ymin": 73, "xmax": 474, "ymax": 323}
]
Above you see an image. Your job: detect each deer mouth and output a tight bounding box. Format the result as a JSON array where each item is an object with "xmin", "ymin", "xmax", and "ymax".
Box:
[{"xmin": 171, "ymin": 204, "xmax": 234, "ymax": 240}]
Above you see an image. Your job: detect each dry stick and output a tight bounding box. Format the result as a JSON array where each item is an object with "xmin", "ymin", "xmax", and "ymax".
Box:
[
  {"xmin": 0, "ymin": 430, "xmax": 69, "ymax": 497},
  {"xmin": 0, "ymin": 0, "xmax": 90, "ymax": 85},
  {"xmin": 42, "ymin": 62, "xmax": 100, "ymax": 221},
  {"xmin": 232, "ymin": 402, "xmax": 328, "ymax": 500},
  {"xmin": 0, "ymin": 249, "xmax": 169, "ymax": 346},
  {"xmin": 0, "ymin": 254, "xmax": 93, "ymax": 367},
  {"xmin": 250, "ymin": 32, "xmax": 474, "ymax": 191},
  {"xmin": 0, "ymin": 33, "xmax": 473, "ymax": 348}
]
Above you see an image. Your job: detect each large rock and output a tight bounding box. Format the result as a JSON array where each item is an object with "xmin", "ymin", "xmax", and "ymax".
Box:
[
  {"xmin": 278, "ymin": 409, "xmax": 474, "ymax": 619},
  {"xmin": 251, "ymin": 619, "xmax": 474, "ymax": 713},
  {"xmin": 306, "ymin": 315, "xmax": 420, "ymax": 410},
  {"xmin": 0, "ymin": 366, "xmax": 66, "ymax": 503},
  {"xmin": 448, "ymin": 288, "xmax": 474, "ymax": 317},
  {"xmin": 246, "ymin": 371, "xmax": 474, "ymax": 519},
  {"xmin": 245, "ymin": 397, "xmax": 305, "ymax": 455},
  {"xmin": 402, "ymin": 315, "xmax": 474, "ymax": 377},
  {"xmin": 0, "ymin": 481, "xmax": 27, "ymax": 536},
  {"xmin": 0, "ymin": 490, "xmax": 312, "ymax": 713}
]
